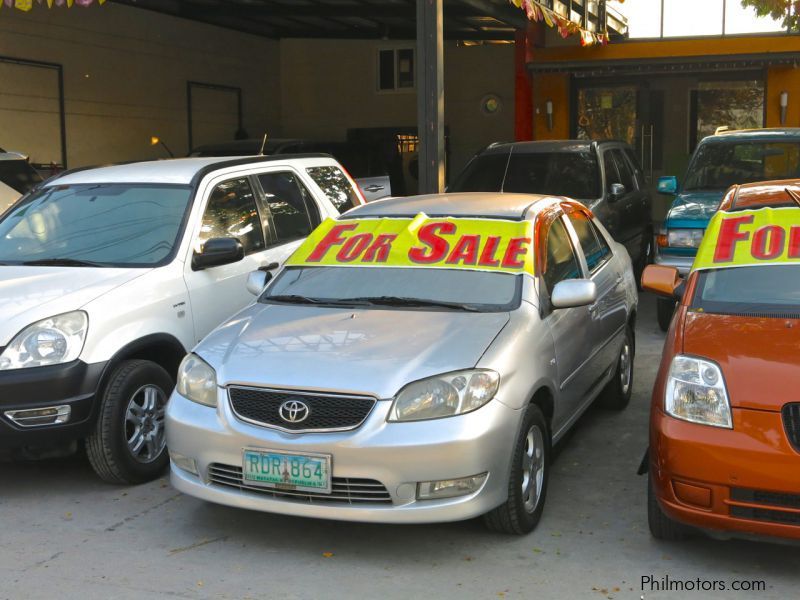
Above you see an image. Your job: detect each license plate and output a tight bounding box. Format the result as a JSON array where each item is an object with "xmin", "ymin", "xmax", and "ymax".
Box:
[{"xmin": 242, "ymin": 449, "xmax": 331, "ymax": 494}]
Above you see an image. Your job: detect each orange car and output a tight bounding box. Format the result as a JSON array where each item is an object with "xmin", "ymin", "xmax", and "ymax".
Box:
[{"xmin": 642, "ymin": 180, "xmax": 800, "ymax": 542}]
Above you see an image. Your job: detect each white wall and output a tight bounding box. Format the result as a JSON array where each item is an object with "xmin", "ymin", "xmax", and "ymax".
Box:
[{"xmin": 0, "ymin": 3, "xmax": 281, "ymax": 168}]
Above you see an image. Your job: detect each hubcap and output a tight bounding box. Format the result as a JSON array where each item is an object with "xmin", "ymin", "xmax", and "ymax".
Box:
[
  {"xmin": 521, "ymin": 425, "xmax": 545, "ymax": 513},
  {"xmin": 619, "ymin": 341, "xmax": 632, "ymax": 395},
  {"xmin": 125, "ymin": 385, "xmax": 167, "ymax": 463}
]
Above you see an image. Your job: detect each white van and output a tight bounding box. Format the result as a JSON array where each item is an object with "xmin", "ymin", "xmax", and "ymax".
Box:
[{"xmin": 0, "ymin": 154, "xmax": 362, "ymax": 483}]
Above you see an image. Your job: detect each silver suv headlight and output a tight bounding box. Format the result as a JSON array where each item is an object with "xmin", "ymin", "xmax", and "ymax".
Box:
[
  {"xmin": 388, "ymin": 369, "xmax": 499, "ymax": 422},
  {"xmin": 176, "ymin": 354, "xmax": 218, "ymax": 407},
  {"xmin": 0, "ymin": 311, "xmax": 88, "ymax": 371},
  {"xmin": 665, "ymin": 355, "xmax": 732, "ymax": 428}
]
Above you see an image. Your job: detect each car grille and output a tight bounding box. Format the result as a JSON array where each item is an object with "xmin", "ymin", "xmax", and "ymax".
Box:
[
  {"xmin": 207, "ymin": 463, "xmax": 393, "ymax": 505},
  {"xmin": 729, "ymin": 488, "xmax": 800, "ymax": 527},
  {"xmin": 228, "ymin": 386, "xmax": 377, "ymax": 433},
  {"xmin": 783, "ymin": 403, "xmax": 800, "ymax": 452}
]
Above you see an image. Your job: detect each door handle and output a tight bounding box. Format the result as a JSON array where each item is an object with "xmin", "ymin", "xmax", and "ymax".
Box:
[{"xmin": 364, "ymin": 185, "xmax": 385, "ymax": 192}]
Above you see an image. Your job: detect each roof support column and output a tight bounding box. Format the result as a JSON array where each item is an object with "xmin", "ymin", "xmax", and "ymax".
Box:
[{"xmin": 416, "ymin": 0, "xmax": 445, "ymax": 194}]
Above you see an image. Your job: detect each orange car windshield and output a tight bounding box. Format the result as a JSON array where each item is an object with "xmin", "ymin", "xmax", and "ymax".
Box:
[{"xmin": 693, "ymin": 265, "xmax": 800, "ymax": 316}]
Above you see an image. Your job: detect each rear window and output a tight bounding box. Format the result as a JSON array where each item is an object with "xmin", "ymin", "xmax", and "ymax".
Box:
[
  {"xmin": 449, "ymin": 153, "xmax": 509, "ymax": 192},
  {"xmin": 306, "ymin": 166, "xmax": 360, "ymax": 213},
  {"xmin": 685, "ymin": 141, "xmax": 800, "ymax": 191},
  {"xmin": 0, "ymin": 160, "xmax": 43, "ymax": 194}
]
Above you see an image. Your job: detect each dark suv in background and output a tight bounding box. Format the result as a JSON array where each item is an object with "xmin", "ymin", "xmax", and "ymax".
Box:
[{"xmin": 450, "ymin": 140, "xmax": 653, "ymax": 277}]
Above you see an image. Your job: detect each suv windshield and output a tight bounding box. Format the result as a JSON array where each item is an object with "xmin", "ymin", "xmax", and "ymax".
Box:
[
  {"xmin": 684, "ymin": 141, "xmax": 800, "ymax": 191},
  {"xmin": 0, "ymin": 183, "xmax": 192, "ymax": 267},
  {"xmin": 0, "ymin": 159, "xmax": 43, "ymax": 195},
  {"xmin": 262, "ymin": 266, "xmax": 521, "ymax": 312},
  {"xmin": 450, "ymin": 151, "xmax": 601, "ymax": 200},
  {"xmin": 694, "ymin": 265, "xmax": 800, "ymax": 316}
]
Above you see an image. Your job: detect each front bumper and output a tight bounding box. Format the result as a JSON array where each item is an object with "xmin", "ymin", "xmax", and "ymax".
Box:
[
  {"xmin": 0, "ymin": 360, "xmax": 106, "ymax": 448},
  {"xmin": 166, "ymin": 388, "xmax": 522, "ymax": 524},
  {"xmin": 651, "ymin": 407, "xmax": 800, "ymax": 540},
  {"xmin": 653, "ymin": 249, "xmax": 694, "ymax": 275}
]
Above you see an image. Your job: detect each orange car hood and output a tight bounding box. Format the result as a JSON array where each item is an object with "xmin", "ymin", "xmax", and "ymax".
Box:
[{"xmin": 682, "ymin": 311, "xmax": 800, "ymax": 411}]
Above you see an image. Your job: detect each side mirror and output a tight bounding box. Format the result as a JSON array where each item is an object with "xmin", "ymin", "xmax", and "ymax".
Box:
[
  {"xmin": 192, "ymin": 237, "xmax": 244, "ymax": 271},
  {"xmin": 657, "ymin": 176, "xmax": 678, "ymax": 195},
  {"xmin": 641, "ymin": 264, "xmax": 682, "ymax": 298},
  {"xmin": 551, "ymin": 279, "xmax": 597, "ymax": 309},
  {"xmin": 246, "ymin": 262, "xmax": 279, "ymax": 295},
  {"xmin": 608, "ymin": 183, "xmax": 626, "ymax": 201}
]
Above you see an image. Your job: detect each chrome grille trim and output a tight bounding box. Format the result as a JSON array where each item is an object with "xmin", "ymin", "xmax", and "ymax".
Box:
[{"xmin": 207, "ymin": 464, "xmax": 393, "ymax": 505}]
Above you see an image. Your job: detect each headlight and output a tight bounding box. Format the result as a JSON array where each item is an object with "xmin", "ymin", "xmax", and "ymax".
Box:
[
  {"xmin": 388, "ymin": 369, "xmax": 499, "ymax": 422},
  {"xmin": 176, "ymin": 354, "xmax": 218, "ymax": 407},
  {"xmin": 0, "ymin": 311, "xmax": 88, "ymax": 370},
  {"xmin": 665, "ymin": 355, "xmax": 731, "ymax": 428},
  {"xmin": 667, "ymin": 228, "xmax": 704, "ymax": 248}
]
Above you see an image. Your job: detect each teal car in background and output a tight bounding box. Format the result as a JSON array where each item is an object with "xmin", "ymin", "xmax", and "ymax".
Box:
[{"xmin": 653, "ymin": 128, "xmax": 800, "ymax": 330}]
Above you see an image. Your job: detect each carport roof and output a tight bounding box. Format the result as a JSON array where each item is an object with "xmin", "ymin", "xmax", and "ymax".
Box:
[{"xmin": 111, "ymin": 0, "xmax": 530, "ymax": 41}]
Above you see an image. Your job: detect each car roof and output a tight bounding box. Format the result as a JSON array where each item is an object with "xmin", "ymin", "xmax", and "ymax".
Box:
[
  {"xmin": 480, "ymin": 140, "xmax": 594, "ymax": 154},
  {"xmin": 344, "ymin": 192, "xmax": 557, "ymax": 220},
  {"xmin": 720, "ymin": 179, "xmax": 800, "ymax": 212},
  {"xmin": 702, "ymin": 128, "xmax": 800, "ymax": 143},
  {"xmin": 0, "ymin": 152, "xmax": 29, "ymax": 161},
  {"xmin": 47, "ymin": 155, "xmax": 334, "ymax": 186}
]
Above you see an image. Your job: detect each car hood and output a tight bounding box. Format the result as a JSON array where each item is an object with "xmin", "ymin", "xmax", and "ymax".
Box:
[
  {"xmin": 0, "ymin": 266, "xmax": 148, "ymax": 346},
  {"xmin": 682, "ymin": 311, "xmax": 800, "ymax": 411},
  {"xmin": 198, "ymin": 303, "xmax": 510, "ymax": 399},
  {"xmin": 665, "ymin": 191, "xmax": 722, "ymax": 227}
]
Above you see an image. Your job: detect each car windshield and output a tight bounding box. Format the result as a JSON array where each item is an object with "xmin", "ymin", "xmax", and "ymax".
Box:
[
  {"xmin": 694, "ymin": 265, "xmax": 800, "ymax": 316},
  {"xmin": 262, "ymin": 266, "xmax": 521, "ymax": 312},
  {"xmin": 0, "ymin": 183, "xmax": 192, "ymax": 267},
  {"xmin": 450, "ymin": 151, "xmax": 601, "ymax": 200},
  {"xmin": 684, "ymin": 141, "xmax": 800, "ymax": 191},
  {"xmin": 0, "ymin": 160, "xmax": 43, "ymax": 195}
]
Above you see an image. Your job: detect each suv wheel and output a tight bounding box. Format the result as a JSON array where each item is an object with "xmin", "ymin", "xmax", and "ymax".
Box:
[
  {"xmin": 483, "ymin": 403, "xmax": 550, "ymax": 535},
  {"xmin": 86, "ymin": 360, "xmax": 173, "ymax": 484},
  {"xmin": 656, "ymin": 297, "xmax": 675, "ymax": 332},
  {"xmin": 596, "ymin": 326, "xmax": 634, "ymax": 410}
]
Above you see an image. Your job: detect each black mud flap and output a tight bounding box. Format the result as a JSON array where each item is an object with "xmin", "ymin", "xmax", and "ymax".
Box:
[{"xmin": 636, "ymin": 447, "xmax": 649, "ymax": 475}]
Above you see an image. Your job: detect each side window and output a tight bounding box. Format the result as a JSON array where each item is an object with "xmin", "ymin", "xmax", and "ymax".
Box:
[
  {"xmin": 568, "ymin": 211, "xmax": 612, "ymax": 273},
  {"xmin": 623, "ymin": 148, "xmax": 644, "ymax": 187},
  {"xmin": 306, "ymin": 166, "xmax": 360, "ymax": 213},
  {"xmin": 603, "ymin": 151, "xmax": 621, "ymax": 193},
  {"xmin": 200, "ymin": 177, "xmax": 265, "ymax": 255},
  {"xmin": 543, "ymin": 217, "xmax": 581, "ymax": 294},
  {"xmin": 257, "ymin": 172, "xmax": 318, "ymax": 245},
  {"xmin": 612, "ymin": 149, "xmax": 635, "ymax": 191}
]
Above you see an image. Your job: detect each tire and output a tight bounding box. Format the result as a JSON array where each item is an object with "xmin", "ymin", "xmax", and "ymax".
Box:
[
  {"xmin": 635, "ymin": 233, "xmax": 653, "ymax": 290},
  {"xmin": 596, "ymin": 326, "xmax": 634, "ymax": 411},
  {"xmin": 86, "ymin": 359, "xmax": 173, "ymax": 484},
  {"xmin": 648, "ymin": 471, "xmax": 691, "ymax": 541},
  {"xmin": 483, "ymin": 404, "xmax": 550, "ymax": 535},
  {"xmin": 656, "ymin": 297, "xmax": 676, "ymax": 332}
]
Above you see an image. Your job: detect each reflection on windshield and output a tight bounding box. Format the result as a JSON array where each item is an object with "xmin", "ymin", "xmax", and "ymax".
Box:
[
  {"xmin": 0, "ymin": 183, "xmax": 192, "ymax": 267},
  {"xmin": 685, "ymin": 142, "xmax": 800, "ymax": 191},
  {"xmin": 695, "ymin": 265, "xmax": 800, "ymax": 315},
  {"xmin": 262, "ymin": 267, "xmax": 521, "ymax": 312}
]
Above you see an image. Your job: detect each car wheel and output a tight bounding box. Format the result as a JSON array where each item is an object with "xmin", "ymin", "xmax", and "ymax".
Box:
[
  {"xmin": 648, "ymin": 471, "xmax": 691, "ymax": 540},
  {"xmin": 596, "ymin": 326, "xmax": 634, "ymax": 411},
  {"xmin": 635, "ymin": 233, "xmax": 653, "ymax": 290},
  {"xmin": 483, "ymin": 403, "xmax": 550, "ymax": 535},
  {"xmin": 656, "ymin": 297, "xmax": 676, "ymax": 332},
  {"xmin": 85, "ymin": 360, "xmax": 173, "ymax": 484}
]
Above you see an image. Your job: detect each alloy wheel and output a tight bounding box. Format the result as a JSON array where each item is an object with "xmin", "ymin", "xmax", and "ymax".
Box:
[
  {"xmin": 521, "ymin": 425, "xmax": 546, "ymax": 513},
  {"xmin": 124, "ymin": 384, "xmax": 167, "ymax": 463},
  {"xmin": 619, "ymin": 341, "xmax": 632, "ymax": 396}
]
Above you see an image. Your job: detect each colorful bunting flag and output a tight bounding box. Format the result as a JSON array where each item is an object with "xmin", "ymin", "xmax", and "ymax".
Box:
[
  {"xmin": 5, "ymin": 0, "xmax": 104, "ymax": 8},
  {"xmin": 510, "ymin": 0, "xmax": 618, "ymax": 47}
]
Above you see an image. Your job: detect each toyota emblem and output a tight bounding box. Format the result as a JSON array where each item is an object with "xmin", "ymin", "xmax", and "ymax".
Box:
[{"xmin": 278, "ymin": 400, "xmax": 310, "ymax": 423}]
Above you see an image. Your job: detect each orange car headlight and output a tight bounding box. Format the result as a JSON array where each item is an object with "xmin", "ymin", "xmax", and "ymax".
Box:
[{"xmin": 665, "ymin": 355, "xmax": 732, "ymax": 428}]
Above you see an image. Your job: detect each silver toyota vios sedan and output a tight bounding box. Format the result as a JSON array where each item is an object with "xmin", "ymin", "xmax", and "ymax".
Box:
[{"xmin": 166, "ymin": 193, "xmax": 638, "ymax": 534}]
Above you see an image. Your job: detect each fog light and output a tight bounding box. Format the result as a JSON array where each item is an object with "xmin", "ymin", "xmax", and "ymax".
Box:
[
  {"xmin": 416, "ymin": 473, "xmax": 488, "ymax": 500},
  {"xmin": 169, "ymin": 452, "xmax": 198, "ymax": 476}
]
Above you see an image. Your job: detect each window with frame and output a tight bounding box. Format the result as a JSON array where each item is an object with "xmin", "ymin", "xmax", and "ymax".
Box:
[
  {"xmin": 377, "ymin": 48, "xmax": 415, "ymax": 92},
  {"xmin": 257, "ymin": 172, "xmax": 318, "ymax": 245},
  {"xmin": 543, "ymin": 217, "xmax": 581, "ymax": 294},
  {"xmin": 612, "ymin": 149, "xmax": 636, "ymax": 191},
  {"xmin": 603, "ymin": 151, "xmax": 622, "ymax": 193},
  {"xmin": 200, "ymin": 177, "xmax": 265, "ymax": 255},
  {"xmin": 568, "ymin": 211, "xmax": 612, "ymax": 273},
  {"xmin": 306, "ymin": 166, "xmax": 360, "ymax": 213}
]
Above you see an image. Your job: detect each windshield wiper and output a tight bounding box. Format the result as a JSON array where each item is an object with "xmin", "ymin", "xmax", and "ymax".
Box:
[
  {"xmin": 22, "ymin": 257, "xmax": 107, "ymax": 267},
  {"xmin": 265, "ymin": 294, "xmax": 373, "ymax": 307},
  {"xmin": 340, "ymin": 296, "xmax": 480, "ymax": 312}
]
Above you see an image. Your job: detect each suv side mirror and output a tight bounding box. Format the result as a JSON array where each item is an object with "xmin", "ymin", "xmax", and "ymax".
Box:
[
  {"xmin": 641, "ymin": 264, "xmax": 683, "ymax": 298},
  {"xmin": 246, "ymin": 262, "xmax": 279, "ymax": 295},
  {"xmin": 551, "ymin": 279, "xmax": 597, "ymax": 309},
  {"xmin": 608, "ymin": 183, "xmax": 626, "ymax": 201},
  {"xmin": 192, "ymin": 237, "xmax": 244, "ymax": 271},
  {"xmin": 657, "ymin": 176, "xmax": 678, "ymax": 195}
]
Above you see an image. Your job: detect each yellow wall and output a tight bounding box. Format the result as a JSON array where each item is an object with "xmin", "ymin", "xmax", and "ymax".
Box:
[
  {"xmin": 532, "ymin": 73, "xmax": 569, "ymax": 140},
  {"xmin": 766, "ymin": 66, "xmax": 800, "ymax": 127}
]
